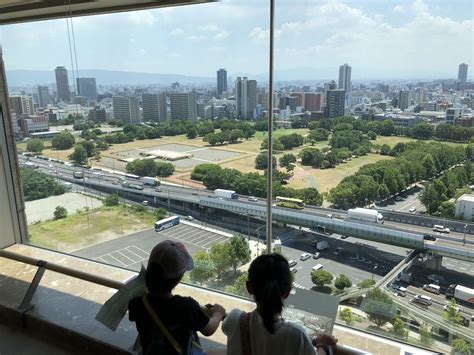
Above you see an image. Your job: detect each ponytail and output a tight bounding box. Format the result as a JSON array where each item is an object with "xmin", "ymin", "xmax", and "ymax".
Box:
[{"xmin": 248, "ymin": 254, "xmax": 292, "ymax": 334}]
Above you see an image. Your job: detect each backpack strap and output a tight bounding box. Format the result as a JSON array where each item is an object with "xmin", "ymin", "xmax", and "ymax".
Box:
[
  {"xmin": 239, "ymin": 312, "xmax": 252, "ymax": 355},
  {"xmin": 142, "ymin": 295, "xmax": 183, "ymax": 354}
]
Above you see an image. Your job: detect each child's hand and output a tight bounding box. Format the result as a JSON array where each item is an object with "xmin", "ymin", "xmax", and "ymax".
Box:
[
  {"xmin": 313, "ymin": 333, "xmax": 338, "ymax": 347},
  {"xmin": 210, "ymin": 303, "xmax": 226, "ymax": 319}
]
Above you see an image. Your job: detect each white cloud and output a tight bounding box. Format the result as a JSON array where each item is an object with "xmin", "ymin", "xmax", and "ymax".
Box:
[
  {"xmin": 214, "ymin": 30, "xmax": 230, "ymax": 40},
  {"xmin": 188, "ymin": 35, "xmax": 206, "ymax": 41},
  {"xmin": 139, "ymin": 49, "xmax": 147, "ymax": 55},
  {"xmin": 170, "ymin": 28, "xmax": 184, "ymax": 36},
  {"xmin": 197, "ymin": 24, "xmax": 219, "ymax": 32},
  {"xmin": 410, "ymin": 0, "xmax": 429, "ymax": 14},
  {"xmin": 169, "ymin": 53, "xmax": 181, "ymax": 58},
  {"xmin": 128, "ymin": 10, "xmax": 156, "ymax": 27},
  {"xmin": 393, "ymin": 5, "xmax": 404, "ymax": 13}
]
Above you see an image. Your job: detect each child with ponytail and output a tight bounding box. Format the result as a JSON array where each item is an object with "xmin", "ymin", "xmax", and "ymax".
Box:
[{"xmin": 222, "ymin": 253, "xmax": 337, "ymax": 355}]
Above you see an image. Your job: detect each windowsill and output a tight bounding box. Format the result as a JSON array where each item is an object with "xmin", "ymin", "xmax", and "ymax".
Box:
[{"xmin": 0, "ymin": 244, "xmax": 437, "ymax": 354}]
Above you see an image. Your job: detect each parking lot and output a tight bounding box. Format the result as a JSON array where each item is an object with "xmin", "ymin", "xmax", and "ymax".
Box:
[{"xmin": 74, "ymin": 222, "xmax": 230, "ymax": 271}]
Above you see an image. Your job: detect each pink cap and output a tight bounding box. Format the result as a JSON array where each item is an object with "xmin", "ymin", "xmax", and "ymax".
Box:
[{"xmin": 148, "ymin": 240, "xmax": 194, "ymax": 279}]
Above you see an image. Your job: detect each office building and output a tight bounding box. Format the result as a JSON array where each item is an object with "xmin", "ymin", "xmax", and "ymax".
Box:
[
  {"xmin": 37, "ymin": 86, "xmax": 50, "ymax": 108},
  {"xmin": 88, "ymin": 107, "xmax": 107, "ymax": 123},
  {"xmin": 9, "ymin": 95, "xmax": 34, "ymax": 115},
  {"xmin": 398, "ymin": 90, "xmax": 410, "ymax": 110},
  {"xmin": 338, "ymin": 64, "xmax": 351, "ymax": 107},
  {"xmin": 279, "ymin": 96, "xmax": 298, "ymax": 111},
  {"xmin": 235, "ymin": 77, "xmax": 257, "ymax": 119},
  {"xmin": 446, "ymin": 108, "xmax": 462, "ymax": 125},
  {"xmin": 458, "ymin": 63, "xmax": 468, "ymax": 83},
  {"xmin": 325, "ymin": 89, "xmax": 345, "ymax": 118},
  {"xmin": 76, "ymin": 78, "xmax": 97, "ymax": 101},
  {"xmin": 142, "ymin": 93, "xmax": 163, "ymax": 122},
  {"xmin": 304, "ymin": 93, "xmax": 322, "ymax": 112},
  {"xmin": 217, "ymin": 69, "xmax": 227, "ymax": 97},
  {"xmin": 18, "ymin": 114, "xmax": 49, "ymax": 136},
  {"xmin": 257, "ymin": 91, "xmax": 278, "ymax": 110},
  {"xmin": 455, "ymin": 194, "xmax": 474, "ymax": 221},
  {"xmin": 112, "ymin": 95, "xmax": 140, "ymax": 124},
  {"xmin": 55, "ymin": 66, "xmax": 70, "ymax": 102},
  {"xmin": 169, "ymin": 92, "xmax": 197, "ymax": 121}
]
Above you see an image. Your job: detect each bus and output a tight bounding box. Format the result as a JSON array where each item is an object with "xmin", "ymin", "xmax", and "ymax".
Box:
[
  {"xmin": 275, "ymin": 196, "xmax": 305, "ymax": 209},
  {"xmin": 125, "ymin": 173, "xmax": 140, "ymax": 180},
  {"xmin": 122, "ymin": 182, "xmax": 144, "ymax": 191},
  {"xmin": 155, "ymin": 216, "xmax": 180, "ymax": 232}
]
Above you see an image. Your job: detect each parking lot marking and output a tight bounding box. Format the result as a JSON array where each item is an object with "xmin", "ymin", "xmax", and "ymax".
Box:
[
  {"xmin": 100, "ymin": 253, "xmax": 126, "ymax": 266},
  {"xmin": 116, "ymin": 250, "xmax": 138, "ymax": 264},
  {"xmin": 201, "ymin": 238, "xmax": 226, "ymax": 249},
  {"xmin": 124, "ymin": 247, "xmax": 146, "ymax": 261},
  {"xmin": 128, "ymin": 245, "xmax": 150, "ymax": 258},
  {"xmin": 292, "ymin": 282, "xmax": 307, "ymax": 290}
]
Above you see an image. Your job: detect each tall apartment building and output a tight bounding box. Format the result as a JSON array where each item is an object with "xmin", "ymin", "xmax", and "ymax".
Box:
[
  {"xmin": 217, "ymin": 69, "xmax": 227, "ymax": 98},
  {"xmin": 257, "ymin": 91, "xmax": 278, "ymax": 110},
  {"xmin": 235, "ymin": 77, "xmax": 257, "ymax": 119},
  {"xmin": 325, "ymin": 89, "xmax": 345, "ymax": 118},
  {"xmin": 112, "ymin": 95, "xmax": 140, "ymax": 124},
  {"xmin": 303, "ymin": 93, "xmax": 322, "ymax": 112},
  {"xmin": 55, "ymin": 66, "xmax": 70, "ymax": 102},
  {"xmin": 446, "ymin": 108, "xmax": 462, "ymax": 125},
  {"xmin": 37, "ymin": 86, "xmax": 50, "ymax": 108},
  {"xmin": 338, "ymin": 64, "xmax": 351, "ymax": 107},
  {"xmin": 142, "ymin": 93, "xmax": 167, "ymax": 122},
  {"xmin": 458, "ymin": 63, "xmax": 468, "ymax": 83},
  {"xmin": 9, "ymin": 95, "xmax": 34, "ymax": 115},
  {"xmin": 398, "ymin": 90, "xmax": 410, "ymax": 110},
  {"xmin": 76, "ymin": 78, "xmax": 97, "ymax": 101},
  {"xmin": 279, "ymin": 96, "xmax": 298, "ymax": 111},
  {"xmin": 169, "ymin": 92, "xmax": 197, "ymax": 121}
]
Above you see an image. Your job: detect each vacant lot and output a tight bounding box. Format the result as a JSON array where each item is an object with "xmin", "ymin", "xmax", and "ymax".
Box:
[
  {"xmin": 288, "ymin": 153, "xmax": 393, "ymax": 191},
  {"xmin": 28, "ymin": 205, "xmax": 156, "ymax": 253}
]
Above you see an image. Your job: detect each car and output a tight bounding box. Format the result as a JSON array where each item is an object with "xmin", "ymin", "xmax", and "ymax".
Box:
[
  {"xmin": 155, "ymin": 187, "xmax": 163, "ymax": 192},
  {"xmin": 423, "ymin": 234, "xmax": 437, "ymax": 241},
  {"xmin": 340, "ymin": 235, "xmax": 348, "ymax": 239},
  {"xmin": 290, "ymin": 267, "xmax": 298, "ymax": 274},
  {"xmin": 433, "ymin": 225, "xmax": 450, "ymax": 233},
  {"xmin": 411, "ymin": 294, "xmax": 432, "ymax": 306},
  {"xmin": 300, "ymin": 253, "xmax": 311, "ymax": 261},
  {"xmin": 333, "ymin": 247, "xmax": 343, "ymax": 256},
  {"xmin": 288, "ymin": 260, "xmax": 297, "ymax": 267},
  {"xmin": 326, "ymin": 214, "xmax": 333, "ymax": 219},
  {"xmin": 313, "ymin": 252, "xmax": 321, "ymax": 259},
  {"xmin": 185, "ymin": 216, "xmax": 194, "ymax": 221},
  {"xmin": 142, "ymin": 200, "xmax": 149, "ymax": 206},
  {"xmin": 248, "ymin": 196, "xmax": 258, "ymax": 202},
  {"xmin": 443, "ymin": 304, "xmax": 460, "ymax": 313},
  {"xmin": 395, "ymin": 196, "xmax": 403, "ymax": 202},
  {"xmin": 393, "ymin": 285, "xmax": 407, "ymax": 297},
  {"xmin": 460, "ymin": 316, "xmax": 471, "ymax": 327},
  {"xmin": 409, "ymin": 207, "xmax": 417, "ymax": 212}
]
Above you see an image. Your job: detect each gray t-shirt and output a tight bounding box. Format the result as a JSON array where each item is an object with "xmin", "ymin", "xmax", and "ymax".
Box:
[{"xmin": 222, "ymin": 309, "xmax": 316, "ymax": 355}]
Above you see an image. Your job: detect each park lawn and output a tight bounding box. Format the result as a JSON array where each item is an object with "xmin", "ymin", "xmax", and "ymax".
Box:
[
  {"xmin": 375, "ymin": 136, "xmax": 467, "ymax": 148},
  {"xmin": 288, "ymin": 153, "xmax": 394, "ymax": 192},
  {"xmin": 28, "ymin": 205, "xmax": 156, "ymax": 253}
]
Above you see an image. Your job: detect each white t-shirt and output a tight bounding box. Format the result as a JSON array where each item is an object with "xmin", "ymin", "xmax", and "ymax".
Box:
[{"xmin": 222, "ymin": 309, "xmax": 317, "ymax": 355}]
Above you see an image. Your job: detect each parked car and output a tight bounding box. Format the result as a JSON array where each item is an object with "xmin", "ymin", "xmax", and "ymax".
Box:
[
  {"xmin": 288, "ymin": 260, "xmax": 297, "ymax": 267},
  {"xmin": 185, "ymin": 216, "xmax": 194, "ymax": 221},
  {"xmin": 300, "ymin": 253, "xmax": 311, "ymax": 261},
  {"xmin": 313, "ymin": 252, "xmax": 321, "ymax": 259},
  {"xmin": 409, "ymin": 207, "xmax": 417, "ymax": 212},
  {"xmin": 290, "ymin": 267, "xmax": 298, "ymax": 274},
  {"xmin": 340, "ymin": 235, "xmax": 348, "ymax": 239}
]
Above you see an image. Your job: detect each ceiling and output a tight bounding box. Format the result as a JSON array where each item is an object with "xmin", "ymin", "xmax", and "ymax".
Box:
[{"xmin": 0, "ymin": 0, "xmax": 215, "ymax": 25}]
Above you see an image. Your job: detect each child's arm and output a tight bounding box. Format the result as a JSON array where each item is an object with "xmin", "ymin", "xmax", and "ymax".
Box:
[{"xmin": 201, "ymin": 304, "xmax": 226, "ymax": 336}]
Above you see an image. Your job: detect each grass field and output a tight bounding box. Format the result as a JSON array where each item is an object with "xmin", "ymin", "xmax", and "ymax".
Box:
[
  {"xmin": 374, "ymin": 136, "xmax": 466, "ymax": 148},
  {"xmin": 28, "ymin": 205, "xmax": 156, "ymax": 253},
  {"xmin": 288, "ymin": 153, "xmax": 393, "ymax": 192}
]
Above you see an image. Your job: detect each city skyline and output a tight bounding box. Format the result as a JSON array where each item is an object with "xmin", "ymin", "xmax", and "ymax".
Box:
[{"xmin": 0, "ymin": 0, "xmax": 472, "ymax": 80}]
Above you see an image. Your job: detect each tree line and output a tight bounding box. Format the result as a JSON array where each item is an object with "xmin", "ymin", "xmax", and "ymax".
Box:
[
  {"xmin": 125, "ymin": 158, "xmax": 175, "ymax": 177},
  {"xmin": 20, "ymin": 168, "xmax": 65, "ymax": 201}
]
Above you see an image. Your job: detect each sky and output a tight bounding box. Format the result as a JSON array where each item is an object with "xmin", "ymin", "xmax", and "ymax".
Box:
[{"xmin": 0, "ymin": 0, "xmax": 472, "ymax": 80}]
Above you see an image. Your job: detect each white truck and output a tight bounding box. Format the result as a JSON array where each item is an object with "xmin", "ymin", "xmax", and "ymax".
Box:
[
  {"xmin": 316, "ymin": 241, "xmax": 328, "ymax": 251},
  {"xmin": 214, "ymin": 189, "xmax": 239, "ymax": 199},
  {"xmin": 446, "ymin": 284, "xmax": 474, "ymax": 305},
  {"xmin": 143, "ymin": 176, "xmax": 160, "ymax": 186},
  {"xmin": 347, "ymin": 207, "xmax": 384, "ymax": 224}
]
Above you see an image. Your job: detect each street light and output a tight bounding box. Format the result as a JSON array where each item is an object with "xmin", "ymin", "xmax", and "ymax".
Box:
[{"xmin": 463, "ymin": 224, "xmax": 468, "ymax": 246}]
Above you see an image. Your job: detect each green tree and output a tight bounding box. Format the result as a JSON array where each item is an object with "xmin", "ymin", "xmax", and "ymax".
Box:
[
  {"xmin": 255, "ymin": 152, "xmax": 277, "ymax": 170},
  {"xmin": 307, "ymin": 128, "xmax": 330, "ymax": 142},
  {"xmin": 80, "ymin": 140, "xmax": 97, "ymax": 157},
  {"xmin": 26, "ymin": 139, "xmax": 44, "ymax": 153},
  {"xmin": 20, "ymin": 168, "xmax": 65, "ymax": 201},
  {"xmin": 334, "ymin": 274, "xmax": 352, "ymax": 291},
  {"xmin": 260, "ymin": 137, "xmax": 284, "ymax": 151},
  {"xmin": 68, "ymin": 144, "xmax": 88, "ymax": 165},
  {"xmin": 103, "ymin": 194, "xmax": 119, "ymax": 206},
  {"xmin": 411, "ymin": 122, "xmax": 434, "ymax": 140},
  {"xmin": 367, "ymin": 131, "xmax": 377, "ymax": 140},
  {"xmin": 357, "ymin": 279, "xmax": 376, "ymax": 289},
  {"xmin": 279, "ymin": 153, "xmax": 297, "ymax": 171},
  {"xmin": 191, "ymin": 164, "xmax": 222, "ymax": 181},
  {"xmin": 190, "ymin": 251, "xmax": 215, "ymax": 286},
  {"xmin": 203, "ymin": 133, "xmax": 220, "ymax": 146},
  {"xmin": 419, "ymin": 323, "xmax": 434, "ymax": 347},
  {"xmin": 279, "ymin": 133, "xmax": 304, "ymax": 150},
  {"xmin": 362, "ymin": 288, "xmax": 395, "ymax": 327},
  {"xmin": 422, "ymin": 154, "xmax": 437, "ymax": 178},
  {"xmin": 391, "ymin": 316, "xmax": 408, "ymax": 340},
  {"xmin": 154, "ymin": 207, "xmax": 167, "ymax": 220},
  {"xmin": 126, "ymin": 159, "xmax": 158, "ymax": 177},
  {"xmin": 380, "ymin": 119, "xmax": 395, "ymax": 136},
  {"xmin": 226, "ymin": 272, "xmax": 249, "ymax": 297},
  {"xmin": 53, "ymin": 206, "xmax": 68, "ymax": 220},
  {"xmin": 339, "ymin": 308, "xmax": 355, "ymax": 325},
  {"xmin": 311, "ymin": 270, "xmax": 333, "ymax": 287},
  {"xmin": 451, "ymin": 338, "xmax": 472, "ymax": 355},
  {"xmin": 438, "ymin": 201, "xmax": 455, "ymax": 218},
  {"xmin": 52, "ymin": 132, "xmax": 75, "ymax": 150},
  {"xmin": 155, "ymin": 162, "xmax": 175, "ymax": 177},
  {"xmin": 444, "ymin": 298, "xmax": 462, "ymax": 324},
  {"xmin": 297, "ymin": 188, "xmax": 323, "ymax": 206},
  {"xmin": 186, "ymin": 127, "xmax": 197, "ymax": 139},
  {"xmin": 210, "ymin": 242, "xmax": 233, "ymax": 281},
  {"xmin": 420, "ymin": 183, "xmax": 442, "ymax": 213},
  {"xmin": 228, "ymin": 235, "xmax": 251, "ymax": 273},
  {"xmin": 380, "ymin": 144, "xmax": 391, "ymax": 155}
]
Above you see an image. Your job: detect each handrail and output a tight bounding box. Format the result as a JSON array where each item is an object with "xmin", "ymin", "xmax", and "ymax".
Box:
[{"xmin": 0, "ymin": 249, "xmax": 125, "ymax": 290}]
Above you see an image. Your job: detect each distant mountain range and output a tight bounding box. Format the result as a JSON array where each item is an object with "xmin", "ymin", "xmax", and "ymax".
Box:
[{"xmin": 6, "ymin": 69, "xmax": 214, "ymax": 86}]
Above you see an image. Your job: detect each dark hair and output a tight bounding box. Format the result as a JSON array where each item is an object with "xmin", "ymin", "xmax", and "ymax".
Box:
[
  {"xmin": 248, "ymin": 253, "xmax": 292, "ymax": 334},
  {"xmin": 145, "ymin": 262, "xmax": 183, "ymax": 295}
]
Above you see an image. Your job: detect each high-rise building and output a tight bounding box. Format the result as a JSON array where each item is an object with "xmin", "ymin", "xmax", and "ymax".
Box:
[
  {"xmin": 279, "ymin": 96, "xmax": 298, "ymax": 111},
  {"xmin": 458, "ymin": 63, "xmax": 468, "ymax": 83},
  {"xmin": 76, "ymin": 78, "xmax": 97, "ymax": 101},
  {"xmin": 9, "ymin": 95, "xmax": 34, "ymax": 115},
  {"xmin": 37, "ymin": 86, "xmax": 50, "ymax": 108},
  {"xmin": 257, "ymin": 91, "xmax": 278, "ymax": 110},
  {"xmin": 112, "ymin": 95, "xmax": 140, "ymax": 124},
  {"xmin": 88, "ymin": 107, "xmax": 107, "ymax": 123},
  {"xmin": 142, "ymin": 93, "xmax": 167, "ymax": 122},
  {"xmin": 446, "ymin": 108, "xmax": 462, "ymax": 125},
  {"xmin": 303, "ymin": 93, "xmax": 322, "ymax": 112},
  {"xmin": 55, "ymin": 66, "xmax": 70, "ymax": 102},
  {"xmin": 235, "ymin": 77, "xmax": 257, "ymax": 119},
  {"xmin": 217, "ymin": 69, "xmax": 228, "ymax": 97},
  {"xmin": 325, "ymin": 89, "xmax": 345, "ymax": 118},
  {"xmin": 398, "ymin": 90, "xmax": 410, "ymax": 110},
  {"xmin": 169, "ymin": 92, "xmax": 197, "ymax": 121},
  {"xmin": 338, "ymin": 64, "xmax": 352, "ymax": 107}
]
